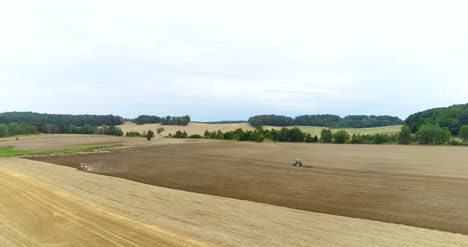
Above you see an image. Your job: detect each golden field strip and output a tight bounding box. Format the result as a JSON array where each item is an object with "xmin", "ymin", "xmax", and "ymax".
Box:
[{"xmin": 117, "ymin": 122, "xmax": 402, "ymax": 137}]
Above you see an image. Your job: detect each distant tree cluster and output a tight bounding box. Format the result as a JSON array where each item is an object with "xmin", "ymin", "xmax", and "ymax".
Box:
[
  {"xmin": 173, "ymin": 130, "xmax": 188, "ymax": 138},
  {"xmin": 414, "ymin": 124, "xmax": 451, "ymax": 144},
  {"xmin": 161, "ymin": 115, "xmax": 191, "ymax": 126},
  {"xmin": 248, "ymin": 114, "xmax": 403, "ymax": 128},
  {"xmin": 294, "ymin": 115, "xmax": 342, "ymax": 127},
  {"xmin": 0, "ymin": 123, "xmax": 38, "ymax": 137},
  {"xmin": 192, "ymin": 127, "xmax": 317, "ymax": 143},
  {"xmin": 126, "ymin": 129, "xmax": 158, "ymax": 141},
  {"xmin": 126, "ymin": 131, "xmax": 142, "ymax": 137},
  {"xmin": 405, "ymin": 103, "xmax": 468, "ymax": 135},
  {"xmin": 336, "ymin": 115, "xmax": 403, "ymax": 128},
  {"xmin": 132, "ymin": 115, "xmax": 191, "ymax": 126},
  {"xmin": 248, "ymin": 115, "xmax": 295, "ymax": 127},
  {"xmin": 79, "ymin": 125, "xmax": 123, "ymax": 136},
  {"xmin": 0, "ymin": 112, "xmax": 124, "ymax": 126},
  {"xmin": 346, "ymin": 133, "xmax": 398, "ymax": 144},
  {"xmin": 134, "ymin": 115, "xmax": 162, "ymax": 125},
  {"xmin": 322, "ymin": 129, "xmax": 399, "ymax": 144}
]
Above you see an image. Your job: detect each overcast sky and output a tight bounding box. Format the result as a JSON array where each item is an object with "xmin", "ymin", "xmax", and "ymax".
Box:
[{"xmin": 1, "ymin": 0, "xmax": 467, "ymax": 121}]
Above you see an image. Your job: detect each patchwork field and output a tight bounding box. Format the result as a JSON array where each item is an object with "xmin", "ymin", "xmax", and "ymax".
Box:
[
  {"xmin": 1, "ymin": 158, "xmax": 467, "ymax": 247},
  {"xmin": 118, "ymin": 122, "xmax": 402, "ymax": 137},
  {"xmin": 2, "ymin": 134, "xmax": 468, "ymax": 246},
  {"xmin": 30, "ymin": 142, "xmax": 468, "ymax": 235}
]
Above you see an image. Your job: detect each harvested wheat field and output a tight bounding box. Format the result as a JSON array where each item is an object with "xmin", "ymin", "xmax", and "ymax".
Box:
[
  {"xmin": 0, "ymin": 164, "xmax": 209, "ymax": 247},
  {"xmin": 1, "ymin": 158, "xmax": 467, "ymax": 247},
  {"xmin": 30, "ymin": 142, "xmax": 468, "ymax": 235},
  {"xmin": 0, "ymin": 135, "xmax": 150, "ymax": 151},
  {"xmin": 118, "ymin": 122, "xmax": 254, "ymax": 136},
  {"xmin": 118, "ymin": 122, "xmax": 402, "ymax": 137}
]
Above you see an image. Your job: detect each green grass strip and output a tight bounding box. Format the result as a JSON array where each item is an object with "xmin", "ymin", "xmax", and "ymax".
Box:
[{"xmin": 0, "ymin": 145, "xmax": 121, "ymax": 157}]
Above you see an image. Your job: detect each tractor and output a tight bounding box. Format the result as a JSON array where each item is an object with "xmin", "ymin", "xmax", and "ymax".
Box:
[
  {"xmin": 293, "ymin": 159, "xmax": 303, "ymax": 167},
  {"xmin": 77, "ymin": 163, "xmax": 89, "ymax": 172},
  {"xmin": 292, "ymin": 159, "xmax": 313, "ymax": 168}
]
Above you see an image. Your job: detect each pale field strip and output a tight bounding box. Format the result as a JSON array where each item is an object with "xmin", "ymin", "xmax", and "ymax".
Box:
[
  {"xmin": 0, "ymin": 165, "xmax": 212, "ymax": 247},
  {"xmin": 1, "ymin": 158, "xmax": 467, "ymax": 247},
  {"xmin": 118, "ymin": 122, "xmax": 402, "ymax": 137}
]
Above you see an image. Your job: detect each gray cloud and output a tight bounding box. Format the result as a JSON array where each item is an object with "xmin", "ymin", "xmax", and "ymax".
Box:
[{"xmin": 1, "ymin": 0, "xmax": 467, "ymax": 121}]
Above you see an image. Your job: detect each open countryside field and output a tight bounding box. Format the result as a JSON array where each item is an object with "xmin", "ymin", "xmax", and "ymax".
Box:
[
  {"xmin": 1, "ymin": 158, "xmax": 467, "ymax": 247},
  {"xmin": 0, "ymin": 135, "xmax": 150, "ymax": 151},
  {"xmin": 118, "ymin": 122, "xmax": 402, "ymax": 137},
  {"xmin": 31, "ymin": 141, "xmax": 468, "ymax": 235}
]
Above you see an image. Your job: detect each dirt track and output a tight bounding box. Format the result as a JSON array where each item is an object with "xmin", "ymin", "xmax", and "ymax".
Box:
[
  {"xmin": 30, "ymin": 142, "xmax": 468, "ymax": 235},
  {"xmin": 0, "ymin": 167, "xmax": 209, "ymax": 247},
  {"xmin": 2, "ymin": 158, "xmax": 468, "ymax": 247}
]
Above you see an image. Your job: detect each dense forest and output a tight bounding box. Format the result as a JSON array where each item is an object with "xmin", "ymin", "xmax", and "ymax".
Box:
[
  {"xmin": 248, "ymin": 114, "xmax": 403, "ymax": 128},
  {"xmin": 405, "ymin": 103, "xmax": 468, "ymax": 135},
  {"xmin": 133, "ymin": 115, "xmax": 191, "ymax": 126},
  {"xmin": 0, "ymin": 112, "xmax": 124, "ymax": 137},
  {"xmin": 0, "ymin": 122, "xmax": 123, "ymax": 137},
  {"xmin": 336, "ymin": 115, "xmax": 404, "ymax": 128},
  {"xmin": 0, "ymin": 112, "xmax": 124, "ymax": 126}
]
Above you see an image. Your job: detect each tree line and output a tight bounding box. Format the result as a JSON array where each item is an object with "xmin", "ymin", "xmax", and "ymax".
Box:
[
  {"xmin": 0, "ymin": 122, "xmax": 124, "ymax": 137},
  {"xmin": 39, "ymin": 124, "xmax": 123, "ymax": 136},
  {"xmin": 198, "ymin": 127, "xmax": 402, "ymax": 144},
  {"xmin": 133, "ymin": 115, "xmax": 191, "ymax": 126},
  {"xmin": 0, "ymin": 112, "xmax": 124, "ymax": 126},
  {"xmin": 171, "ymin": 124, "xmax": 468, "ymax": 145},
  {"xmin": 168, "ymin": 127, "xmax": 394, "ymax": 144},
  {"xmin": 248, "ymin": 114, "xmax": 403, "ymax": 128}
]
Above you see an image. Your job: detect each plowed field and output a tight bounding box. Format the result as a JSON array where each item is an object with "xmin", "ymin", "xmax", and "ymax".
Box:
[{"xmin": 30, "ymin": 142, "xmax": 468, "ymax": 234}]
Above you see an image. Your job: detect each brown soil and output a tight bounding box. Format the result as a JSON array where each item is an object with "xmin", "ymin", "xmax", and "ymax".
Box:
[{"xmin": 29, "ymin": 142, "xmax": 468, "ymax": 234}]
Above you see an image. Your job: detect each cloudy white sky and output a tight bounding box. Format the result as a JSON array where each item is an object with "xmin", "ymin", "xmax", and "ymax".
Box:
[{"xmin": 1, "ymin": 0, "xmax": 467, "ymax": 121}]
